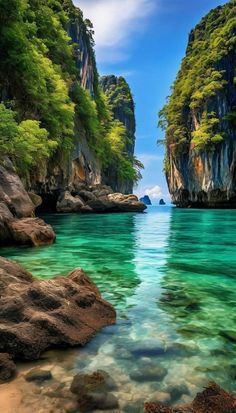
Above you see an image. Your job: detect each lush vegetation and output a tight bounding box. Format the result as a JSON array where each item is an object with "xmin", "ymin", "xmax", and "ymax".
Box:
[
  {"xmin": 159, "ymin": 1, "xmax": 236, "ymax": 155},
  {"xmin": 0, "ymin": 0, "xmax": 141, "ymax": 183},
  {"xmin": 100, "ymin": 75, "xmax": 142, "ymax": 183}
]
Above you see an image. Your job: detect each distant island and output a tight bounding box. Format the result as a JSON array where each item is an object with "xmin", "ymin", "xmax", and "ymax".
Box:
[
  {"xmin": 159, "ymin": 199, "xmax": 166, "ymax": 205},
  {"xmin": 140, "ymin": 195, "xmax": 152, "ymax": 205}
]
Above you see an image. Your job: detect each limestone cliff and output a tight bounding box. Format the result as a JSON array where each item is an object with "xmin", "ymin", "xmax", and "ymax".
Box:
[
  {"xmin": 0, "ymin": 0, "xmax": 142, "ymax": 212},
  {"xmin": 160, "ymin": 2, "xmax": 236, "ymax": 207},
  {"xmin": 100, "ymin": 75, "xmax": 136, "ymax": 194}
]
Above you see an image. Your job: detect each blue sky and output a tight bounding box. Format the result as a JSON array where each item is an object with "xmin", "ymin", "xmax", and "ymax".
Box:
[{"xmin": 75, "ymin": 0, "xmax": 227, "ymax": 202}]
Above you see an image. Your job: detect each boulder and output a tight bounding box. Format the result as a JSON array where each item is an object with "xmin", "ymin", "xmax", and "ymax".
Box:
[
  {"xmin": 0, "ymin": 161, "xmax": 34, "ymax": 218},
  {"xmin": 0, "ymin": 353, "xmax": 16, "ymax": 382},
  {"xmin": 25, "ymin": 368, "xmax": 52, "ymax": 383},
  {"xmin": 57, "ymin": 186, "xmax": 146, "ymax": 213},
  {"xmin": 130, "ymin": 365, "xmax": 168, "ymax": 382},
  {"xmin": 0, "ymin": 160, "xmax": 56, "ymax": 247},
  {"xmin": 28, "ymin": 192, "xmax": 42, "ymax": 208},
  {"xmin": 78, "ymin": 190, "xmax": 97, "ymax": 202},
  {"xmin": 70, "ymin": 370, "xmax": 118, "ymax": 412},
  {"xmin": 107, "ymin": 193, "xmax": 147, "ymax": 212},
  {"xmin": 0, "ymin": 258, "xmax": 116, "ymax": 376},
  {"xmin": 70, "ymin": 370, "xmax": 117, "ymax": 395},
  {"xmin": 144, "ymin": 382, "xmax": 236, "ymax": 413},
  {"xmin": 0, "ymin": 202, "xmax": 14, "ymax": 245},
  {"xmin": 57, "ymin": 191, "xmax": 85, "ymax": 213},
  {"xmin": 9, "ymin": 218, "xmax": 56, "ymax": 246}
]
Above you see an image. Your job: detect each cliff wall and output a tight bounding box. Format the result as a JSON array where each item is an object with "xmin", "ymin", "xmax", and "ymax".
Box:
[
  {"xmin": 100, "ymin": 75, "xmax": 136, "ymax": 194},
  {"xmin": 160, "ymin": 2, "xmax": 236, "ymax": 207},
  {"xmin": 0, "ymin": 0, "xmax": 142, "ymax": 211}
]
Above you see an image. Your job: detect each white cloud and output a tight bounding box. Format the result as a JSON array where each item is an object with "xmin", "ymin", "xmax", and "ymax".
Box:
[
  {"xmin": 145, "ymin": 185, "xmax": 162, "ymax": 200},
  {"xmin": 73, "ymin": 0, "xmax": 157, "ymax": 62}
]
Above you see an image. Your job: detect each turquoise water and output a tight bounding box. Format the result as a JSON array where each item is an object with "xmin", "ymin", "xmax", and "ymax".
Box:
[{"xmin": 2, "ymin": 206, "xmax": 236, "ymax": 409}]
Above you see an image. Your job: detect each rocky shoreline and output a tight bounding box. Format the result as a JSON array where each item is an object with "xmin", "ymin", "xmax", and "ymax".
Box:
[
  {"xmin": 0, "ymin": 257, "xmax": 236, "ymax": 412},
  {"xmin": 0, "ymin": 159, "xmax": 146, "ymax": 248}
]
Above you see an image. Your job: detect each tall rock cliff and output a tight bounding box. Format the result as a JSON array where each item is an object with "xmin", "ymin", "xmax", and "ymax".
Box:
[
  {"xmin": 0, "ymin": 0, "xmax": 142, "ymax": 211},
  {"xmin": 100, "ymin": 75, "xmax": 136, "ymax": 194},
  {"xmin": 160, "ymin": 1, "xmax": 236, "ymax": 207}
]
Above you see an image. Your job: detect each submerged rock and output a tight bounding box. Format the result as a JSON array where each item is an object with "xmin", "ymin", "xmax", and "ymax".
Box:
[
  {"xmin": 25, "ymin": 368, "xmax": 52, "ymax": 383},
  {"xmin": 70, "ymin": 370, "xmax": 118, "ymax": 412},
  {"xmin": 0, "ymin": 258, "xmax": 116, "ymax": 379},
  {"xmin": 70, "ymin": 370, "xmax": 117, "ymax": 395},
  {"xmin": 144, "ymin": 382, "xmax": 236, "ymax": 413},
  {"xmin": 130, "ymin": 365, "xmax": 168, "ymax": 382},
  {"xmin": 130, "ymin": 340, "xmax": 167, "ymax": 357}
]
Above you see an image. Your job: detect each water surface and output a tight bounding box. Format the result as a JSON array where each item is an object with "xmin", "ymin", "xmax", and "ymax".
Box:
[{"xmin": 2, "ymin": 206, "xmax": 236, "ymax": 410}]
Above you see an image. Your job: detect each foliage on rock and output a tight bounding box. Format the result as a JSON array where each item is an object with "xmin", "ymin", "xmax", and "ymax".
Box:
[
  {"xmin": 159, "ymin": 1, "xmax": 236, "ymax": 159},
  {"xmin": 0, "ymin": 0, "xmax": 141, "ymax": 184}
]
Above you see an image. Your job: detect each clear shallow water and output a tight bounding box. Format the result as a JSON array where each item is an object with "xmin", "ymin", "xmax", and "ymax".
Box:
[{"xmin": 2, "ymin": 206, "xmax": 236, "ymax": 410}]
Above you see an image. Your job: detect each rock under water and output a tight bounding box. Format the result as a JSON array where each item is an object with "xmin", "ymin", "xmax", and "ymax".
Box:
[{"xmin": 145, "ymin": 382, "xmax": 236, "ymax": 413}]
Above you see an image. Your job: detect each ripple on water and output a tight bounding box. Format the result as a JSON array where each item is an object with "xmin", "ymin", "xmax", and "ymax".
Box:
[{"xmin": 1, "ymin": 206, "xmax": 236, "ymax": 410}]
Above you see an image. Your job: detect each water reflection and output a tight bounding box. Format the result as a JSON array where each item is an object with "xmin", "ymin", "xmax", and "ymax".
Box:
[
  {"xmin": 159, "ymin": 208, "xmax": 236, "ymax": 392},
  {"xmin": 2, "ymin": 207, "xmax": 236, "ymax": 411},
  {"xmin": 1, "ymin": 212, "xmax": 141, "ymax": 310}
]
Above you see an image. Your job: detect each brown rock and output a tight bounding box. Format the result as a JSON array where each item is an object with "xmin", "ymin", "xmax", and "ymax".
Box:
[
  {"xmin": 57, "ymin": 191, "xmax": 85, "ymax": 213},
  {"xmin": 0, "ymin": 203, "xmax": 14, "ymax": 245},
  {"xmin": 25, "ymin": 368, "xmax": 52, "ymax": 383},
  {"xmin": 28, "ymin": 192, "xmax": 42, "ymax": 208},
  {"xmin": 85, "ymin": 190, "xmax": 147, "ymax": 213},
  {"xmin": 9, "ymin": 217, "xmax": 56, "ymax": 246},
  {"xmin": 107, "ymin": 193, "xmax": 147, "ymax": 212},
  {"xmin": 0, "ymin": 161, "xmax": 34, "ymax": 218},
  {"xmin": 144, "ymin": 382, "xmax": 236, "ymax": 413},
  {"xmin": 0, "ymin": 353, "xmax": 16, "ymax": 382},
  {"xmin": 78, "ymin": 190, "xmax": 97, "ymax": 202},
  {"xmin": 0, "ymin": 160, "xmax": 57, "ymax": 248},
  {"xmin": 0, "ymin": 258, "xmax": 116, "ymax": 364},
  {"xmin": 70, "ymin": 370, "xmax": 118, "ymax": 412}
]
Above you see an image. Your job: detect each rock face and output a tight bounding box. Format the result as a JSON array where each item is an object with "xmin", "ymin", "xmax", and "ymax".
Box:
[
  {"xmin": 100, "ymin": 75, "xmax": 136, "ymax": 194},
  {"xmin": 0, "ymin": 159, "xmax": 34, "ymax": 218},
  {"xmin": 0, "ymin": 257, "xmax": 116, "ymax": 374},
  {"xmin": 27, "ymin": 7, "xmax": 140, "ymax": 206},
  {"xmin": 0, "ymin": 162, "xmax": 56, "ymax": 246},
  {"xmin": 145, "ymin": 382, "xmax": 236, "ymax": 413},
  {"xmin": 0, "ymin": 1, "xmax": 142, "ymax": 211},
  {"xmin": 140, "ymin": 195, "xmax": 152, "ymax": 205},
  {"xmin": 10, "ymin": 218, "xmax": 56, "ymax": 247},
  {"xmin": 161, "ymin": 3, "xmax": 236, "ymax": 208},
  {"xmin": 57, "ymin": 185, "xmax": 147, "ymax": 213}
]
